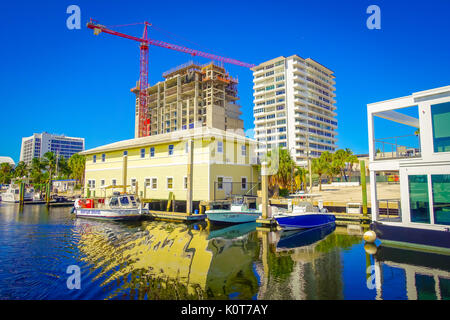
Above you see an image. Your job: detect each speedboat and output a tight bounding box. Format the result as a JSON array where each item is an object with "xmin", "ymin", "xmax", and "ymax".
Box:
[
  {"xmin": 272, "ymin": 202, "xmax": 336, "ymax": 230},
  {"xmin": 73, "ymin": 193, "xmax": 146, "ymax": 221},
  {"xmin": 205, "ymin": 196, "xmax": 261, "ymax": 224},
  {"xmin": 0, "ymin": 185, "xmax": 35, "ymax": 203}
]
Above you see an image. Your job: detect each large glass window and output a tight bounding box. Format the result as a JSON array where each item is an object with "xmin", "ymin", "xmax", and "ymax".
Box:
[
  {"xmin": 408, "ymin": 175, "xmax": 430, "ymax": 224},
  {"xmin": 431, "ymin": 102, "xmax": 450, "ymax": 152},
  {"xmin": 432, "ymin": 174, "xmax": 450, "ymax": 225}
]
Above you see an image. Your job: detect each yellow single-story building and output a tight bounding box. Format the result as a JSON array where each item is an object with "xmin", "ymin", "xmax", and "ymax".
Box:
[{"xmin": 80, "ymin": 128, "xmax": 260, "ymax": 208}]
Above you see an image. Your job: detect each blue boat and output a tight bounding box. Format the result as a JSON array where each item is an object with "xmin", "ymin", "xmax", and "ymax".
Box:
[{"xmin": 273, "ymin": 202, "xmax": 336, "ymax": 230}]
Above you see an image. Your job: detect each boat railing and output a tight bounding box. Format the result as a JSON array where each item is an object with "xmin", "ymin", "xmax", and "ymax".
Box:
[
  {"xmin": 213, "ymin": 182, "xmax": 260, "ymax": 201},
  {"xmin": 377, "ymin": 199, "xmax": 402, "ymax": 222}
]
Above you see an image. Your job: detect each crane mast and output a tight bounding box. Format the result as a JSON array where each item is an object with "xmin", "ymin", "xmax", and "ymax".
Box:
[{"xmin": 86, "ymin": 19, "xmax": 254, "ymax": 137}]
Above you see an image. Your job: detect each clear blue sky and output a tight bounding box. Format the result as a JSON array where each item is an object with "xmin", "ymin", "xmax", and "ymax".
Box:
[{"xmin": 1, "ymin": 0, "xmax": 449, "ymax": 163}]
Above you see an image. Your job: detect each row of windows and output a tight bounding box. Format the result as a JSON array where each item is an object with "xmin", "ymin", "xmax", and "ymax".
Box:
[
  {"xmin": 92, "ymin": 144, "xmax": 179, "ymax": 163},
  {"xmin": 92, "ymin": 142, "xmax": 247, "ymax": 163},
  {"xmin": 87, "ymin": 177, "xmax": 188, "ymax": 190},
  {"xmin": 217, "ymin": 176, "xmax": 248, "ymax": 190}
]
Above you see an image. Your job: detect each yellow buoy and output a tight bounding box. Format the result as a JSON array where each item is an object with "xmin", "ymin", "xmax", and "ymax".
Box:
[{"xmin": 363, "ymin": 230, "xmax": 377, "ymax": 243}]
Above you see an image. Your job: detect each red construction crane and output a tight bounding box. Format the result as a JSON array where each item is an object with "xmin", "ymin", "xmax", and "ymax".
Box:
[{"xmin": 86, "ymin": 18, "xmax": 255, "ymax": 137}]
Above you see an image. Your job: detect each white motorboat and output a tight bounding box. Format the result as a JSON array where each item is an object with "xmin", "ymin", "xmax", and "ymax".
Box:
[
  {"xmin": 73, "ymin": 193, "xmax": 147, "ymax": 221},
  {"xmin": 206, "ymin": 196, "xmax": 261, "ymax": 224},
  {"xmin": 0, "ymin": 185, "xmax": 35, "ymax": 203}
]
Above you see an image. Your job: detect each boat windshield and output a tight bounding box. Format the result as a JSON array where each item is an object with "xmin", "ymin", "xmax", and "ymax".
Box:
[
  {"xmin": 119, "ymin": 196, "xmax": 130, "ymax": 206},
  {"xmin": 129, "ymin": 196, "xmax": 137, "ymax": 206},
  {"xmin": 110, "ymin": 197, "xmax": 119, "ymax": 207}
]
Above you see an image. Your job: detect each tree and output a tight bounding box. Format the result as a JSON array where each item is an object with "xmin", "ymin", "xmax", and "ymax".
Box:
[
  {"xmin": 13, "ymin": 161, "xmax": 28, "ymax": 179},
  {"xmin": 42, "ymin": 152, "xmax": 57, "ymax": 182},
  {"xmin": 68, "ymin": 153, "xmax": 85, "ymax": 187},
  {"xmin": 331, "ymin": 149, "xmax": 347, "ymax": 181},
  {"xmin": 56, "ymin": 156, "xmax": 71, "ymax": 179},
  {"xmin": 0, "ymin": 163, "xmax": 14, "ymax": 184},
  {"xmin": 30, "ymin": 157, "xmax": 45, "ymax": 184},
  {"xmin": 295, "ymin": 167, "xmax": 308, "ymax": 191},
  {"xmin": 311, "ymin": 156, "xmax": 329, "ymax": 191},
  {"xmin": 261, "ymin": 147, "xmax": 296, "ymax": 197},
  {"xmin": 344, "ymin": 149, "xmax": 359, "ymax": 182}
]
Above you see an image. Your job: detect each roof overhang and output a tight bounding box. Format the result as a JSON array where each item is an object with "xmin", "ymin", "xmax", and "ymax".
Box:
[{"xmin": 374, "ymin": 110, "xmax": 419, "ymax": 128}]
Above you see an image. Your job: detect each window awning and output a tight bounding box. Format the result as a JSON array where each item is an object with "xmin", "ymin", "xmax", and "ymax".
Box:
[{"xmin": 374, "ymin": 110, "xmax": 419, "ymax": 128}]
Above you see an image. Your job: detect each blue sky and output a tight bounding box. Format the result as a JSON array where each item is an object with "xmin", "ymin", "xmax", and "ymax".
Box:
[{"xmin": 1, "ymin": 0, "xmax": 449, "ymax": 163}]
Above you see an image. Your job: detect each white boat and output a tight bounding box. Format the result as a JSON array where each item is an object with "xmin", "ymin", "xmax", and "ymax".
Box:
[
  {"xmin": 73, "ymin": 193, "xmax": 146, "ymax": 221},
  {"xmin": 0, "ymin": 185, "xmax": 35, "ymax": 203},
  {"xmin": 206, "ymin": 196, "xmax": 261, "ymax": 224}
]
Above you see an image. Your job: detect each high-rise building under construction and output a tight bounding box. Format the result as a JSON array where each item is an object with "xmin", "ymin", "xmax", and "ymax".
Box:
[{"xmin": 132, "ymin": 61, "xmax": 244, "ymax": 137}]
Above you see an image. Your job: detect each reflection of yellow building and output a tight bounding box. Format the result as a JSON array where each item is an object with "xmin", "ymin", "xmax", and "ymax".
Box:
[
  {"xmin": 80, "ymin": 127, "xmax": 259, "ymax": 205},
  {"xmin": 77, "ymin": 220, "xmax": 259, "ymax": 299}
]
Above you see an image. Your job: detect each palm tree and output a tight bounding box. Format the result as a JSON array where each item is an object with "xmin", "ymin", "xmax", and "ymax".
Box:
[
  {"xmin": 261, "ymin": 147, "xmax": 296, "ymax": 197},
  {"xmin": 311, "ymin": 156, "xmax": 329, "ymax": 191},
  {"xmin": 56, "ymin": 156, "xmax": 71, "ymax": 179},
  {"xmin": 331, "ymin": 149, "xmax": 347, "ymax": 181},
  {"xmin": 42, "ymin": 152, "xmax": 56, "ymax": 178},
  {"xmin": 0, "ymin": 163, "xmax": 14, "ymax": 184},
  {"xmin": 68, "ymin": 153, "xmax": 85, "ymax": 187},
  {"xmin": 30, "ymin": 157, "xmax": 45, "ymax": 184},
  {"xmin": 344, "ymin": 149, "xmax": 359, "ymax": 182},
  {"xmin": 295, "ymin": 167, "xmax": 308, "ymax": 191},
  {"xmin": 13, "ymin": 161, "xmax": 28, "ymax": 179}
]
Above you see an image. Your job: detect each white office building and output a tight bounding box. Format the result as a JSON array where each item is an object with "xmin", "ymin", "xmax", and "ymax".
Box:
[
  {"xmin": 20, "ymin": 132, "xmax": 85, "ymax": 164},
  {"xmin": 252, "ymin": 55, "xmax": 337, "ymax": 165}
]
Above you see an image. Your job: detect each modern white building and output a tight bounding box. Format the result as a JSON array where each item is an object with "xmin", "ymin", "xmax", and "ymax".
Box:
[
  {"xmin": 0, "ymin": 156, "xmax": 15, "ymax": 167},
  {"xmin": 251, "ymin": 55, "xmax": 337, "ymax": 165},
  {"xmin": 368, "ymin": 85, "xmax": 450, "ymax": 252},
  {"xmin": 20, "ymin": 132, "xmax": 85, "ymax": 164}
]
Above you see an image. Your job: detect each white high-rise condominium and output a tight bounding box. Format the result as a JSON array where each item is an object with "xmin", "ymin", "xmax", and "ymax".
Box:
[
  {"xmin": 252, "ymin": 55, "xmax": 337, "ymax": 165},
  {"xmin": 20, "ymin": 132, "xmax": 85, "ymax": 165}
]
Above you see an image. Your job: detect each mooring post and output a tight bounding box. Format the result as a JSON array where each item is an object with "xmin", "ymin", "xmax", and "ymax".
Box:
[
  {"xmin": 135, "ymin": 181, "xmax": 139, "ymax": 199},
  {"xmin": 360, "ymin": 160, "xmax": 368, "ymax": 217},
  {"xmin": 122, "ymin": 155, "xmax": 128, "ymax": 194},
  {"xmin": 46, "ymin": 182, "xmax": 51, "ymax": 205},
  {"xmin": 19, "ymin": 182, "xmax": 25, "ymax": 205},
  {"xmin": 261, "ymin": 161, "xmax": 269, "ymax": 219},
  {"xmin": 186, "ymin": 139, "xmax": 194, "ymax": 215}
]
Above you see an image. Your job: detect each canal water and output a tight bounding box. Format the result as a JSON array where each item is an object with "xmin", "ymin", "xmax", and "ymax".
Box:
[{"xmin": 0, "ymin": 204, "xmax": 449, "ymax": 300}]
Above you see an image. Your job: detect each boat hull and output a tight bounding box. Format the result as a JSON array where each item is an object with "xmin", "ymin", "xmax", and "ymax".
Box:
[
  {"xmin": 206, "ymin": 210, "xmax": 260, "ymax": 224},
  {"xmin": 275, "ymin": 213, "xmax": 336, "ymax": 230},
  {"xmin": 371, "ymin": 221, "xmax": 450, "ymax": 250},
  {"xmin": 75, "ymin": 208, "xmax": 143, "ymax": 221}
]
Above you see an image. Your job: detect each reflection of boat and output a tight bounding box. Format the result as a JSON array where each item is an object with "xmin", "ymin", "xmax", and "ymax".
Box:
[
  {"xmin": 273, "ymin": 202, "xmax": 336, "ymax": 230},
  {"xmin": 206, "ymin": 196, "xmax": 261, "ymax": 224},
  {"xmin": 0, "ymin": 185, "xmax": 35, "ymax": 203},
  {"xmin": 74, "ymin": 193, "xmax": 145, "ymax": 221},
  {"xmin": 208, "ymin": 222, "xmax": 257, "ymax": 240},
  {"xmin": 276, "ymin": 223, "xmax": 336, "ymax": 250}
]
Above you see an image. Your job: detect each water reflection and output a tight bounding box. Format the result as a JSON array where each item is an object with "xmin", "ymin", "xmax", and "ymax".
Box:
[
  {"xmin": 1, "ymin": 204, "xmax": 449, "ymax": 300},
  {"xmin": 372, "ymin": 245, "xmax": 450, "ymax": 300}
]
